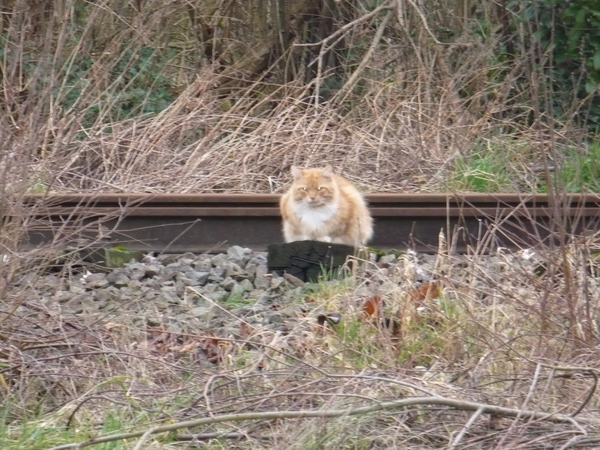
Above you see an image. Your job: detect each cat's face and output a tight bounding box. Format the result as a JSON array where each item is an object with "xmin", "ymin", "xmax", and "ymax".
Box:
[{"xmin": 290, "ymin": 166, "xmax": 336, "ymax": 207}]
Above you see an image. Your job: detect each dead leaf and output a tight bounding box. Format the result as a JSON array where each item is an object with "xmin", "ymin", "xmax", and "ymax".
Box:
[
  {"xmin": 362, "ymin": 295, "xmax": 383, "ymax": 318},
  {"xmin": 409, "ymin": 281, "xmax": 441, "ymax": 302},
  {"xmin": 197, "ymin": 337, "xmax": 223, "ymax": 365},
  {"xmin": 239, "ymin": 322, "xmax": 255, "ymax": 339},
  {"xmin": 103, "ymin": 322, "xmax": 122, "ymax": 331},
  {"xmin": 179, "ymin": 341, "xmax": 197, "ymax": 353}
]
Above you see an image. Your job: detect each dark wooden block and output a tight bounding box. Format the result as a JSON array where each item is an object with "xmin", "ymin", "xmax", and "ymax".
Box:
[{"xmin": 267, "ymin": 241, "xmax": 357, "ymax": 282}]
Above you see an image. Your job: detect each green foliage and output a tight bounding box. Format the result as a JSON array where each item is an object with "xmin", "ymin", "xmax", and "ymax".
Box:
[
  {"xmin": 224, "ymin": 292, "xmax": 253, "ymax": 308},
  {"xmin": 449, "ymin": 138, "xmax": 535, "ymax": 192},
  {"xmin": 59, "ymin": 46, "xmax": 176, "ymax": 128},
  {"xmin": 27, "ymin": 178, "xmax": 48, "ymax": 194},
  {"xmin": 105, "ymin": 247, "xmax": 144, "ymax": 268},
  {"xmin": 558, "ymin": 140, "xmax": 600, "ymax": 192},
  {"xmin": 452, "ymin": 153, "xmax": 513, "ymax": 192},
  {"xmin": 0, "ymin": 409, "xmax": 132, "ymax": 450},
  {"xmin": 518, "ymin": 0, "xmax": 600, "ymax": 129},
  {"xmin": 453, "ymin": 138, "xmax": 600, "ymax": 193}
]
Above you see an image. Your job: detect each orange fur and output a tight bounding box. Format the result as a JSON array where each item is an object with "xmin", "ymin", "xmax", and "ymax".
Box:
[{"xmin": 279, "ymin": 165, "xmax": 373, "ymax": 246}]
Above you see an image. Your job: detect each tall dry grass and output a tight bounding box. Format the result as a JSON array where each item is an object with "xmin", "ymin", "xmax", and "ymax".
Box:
[
  {"xmin": 2, "ymin": 222, "xmax": 600, "ymax": 449},
  {"xmin": 1, "ymin": 0, "xmax": 588, "ymax": 196},
  {"xmin": 1, "ymin": 1, "xmax": 600, "ymax": 449}
]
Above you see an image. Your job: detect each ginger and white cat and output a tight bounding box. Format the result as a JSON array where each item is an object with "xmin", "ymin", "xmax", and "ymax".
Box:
[{"xmin": 280, "ymin": 165, "xmax": 373, "ymax": 246}]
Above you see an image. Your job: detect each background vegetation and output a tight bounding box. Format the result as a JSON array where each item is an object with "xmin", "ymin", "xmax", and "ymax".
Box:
[
  {"xmin": 3, "ymin": 0, "xmax": 600, "ymax": 448},
  {"xmin": 1, "ymin": 0, "xmax": 599, "ymax": 195}
]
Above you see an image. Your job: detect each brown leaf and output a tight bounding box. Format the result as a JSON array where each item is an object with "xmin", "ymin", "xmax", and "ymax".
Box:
[
  {"xmin": 409, "ymin": 281, "xmax": 441, "ymax": 302},
  {"xmin": 239, "ymin": 322, "xmax": 255, "ymax": 339},
  {"xmin": 198, "ymin": 337, "xmax": 223, "ymax": 365},
  {"xmin": 362, "ymin": 295, "xmax": 383, "ymax": 318},
  {"xmin": 179, "ymin": 341, "xmax": 197, "ymax": 353},
  {"xmin": 103, "ymin": 322, "xmax": 122, "ymax": 331}
]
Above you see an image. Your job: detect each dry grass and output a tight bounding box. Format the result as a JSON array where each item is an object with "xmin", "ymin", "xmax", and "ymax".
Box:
[
  {"xmin": 3, "ymin": 223, "xmax": 600, "ymax": 449},
  {"xmin": 1, "ymin": 0, "xmax": 590, "ymax": 196},
  {"xmin": 2, "ymin": 1, "xmax": 600, "ymax": 448}
]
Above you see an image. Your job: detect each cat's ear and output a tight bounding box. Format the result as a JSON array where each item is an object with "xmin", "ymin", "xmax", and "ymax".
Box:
[
  {"xmin": 322, "ymin": 164, "xmax": 333, "ymax": 177},
  {"xmin": 291, "ymin": 166, "xmax": 301, "ymax": 179}
]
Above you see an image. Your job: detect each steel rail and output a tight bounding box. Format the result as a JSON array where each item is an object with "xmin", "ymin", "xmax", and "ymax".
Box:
[{"xmin": 18, "ymin": 193, "xmax": 600, "ymax": 253}]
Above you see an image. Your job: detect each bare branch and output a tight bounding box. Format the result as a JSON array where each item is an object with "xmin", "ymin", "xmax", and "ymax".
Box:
[{"xmin": 48, "ymin": 395, "xmax": 600, "ymax": 450}]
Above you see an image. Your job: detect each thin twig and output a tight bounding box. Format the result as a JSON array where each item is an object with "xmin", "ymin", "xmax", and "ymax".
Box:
[
  {"xmin": 449, "ymin": 406, "xmax": 485, "ymax": 449},
  {"xmin": 46, "ymin": 395, "xmax": 600, "ymax": 450},
  {"xmin": 333, "ymin": 12, "xmax": 392, "ymax": 106}
]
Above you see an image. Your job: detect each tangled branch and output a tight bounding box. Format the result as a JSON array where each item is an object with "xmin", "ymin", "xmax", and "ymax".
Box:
[{"xmin": 47, "ymin": 395, "xmax": 599, "ymax": 450}]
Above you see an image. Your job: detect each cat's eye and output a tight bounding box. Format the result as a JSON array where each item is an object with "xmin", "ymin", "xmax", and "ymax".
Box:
[
  {"xmin": 317, "ymin": 187, "xmax": 322, "ymax": 191},
  {"xmin": 301, "ymin": 187, "xmax": 307, "ymax": 191}
]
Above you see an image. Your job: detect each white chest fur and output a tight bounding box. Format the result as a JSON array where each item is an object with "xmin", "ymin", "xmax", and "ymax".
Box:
[{"xmin": 292, "ymin": 200, "xmax": 338, "ymax": 232}]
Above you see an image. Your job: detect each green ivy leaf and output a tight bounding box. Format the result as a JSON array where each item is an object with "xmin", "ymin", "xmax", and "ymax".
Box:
[
  {"xmin": 575, "ymin": 8, "xmax": 587, "ymax": 28},
  {"xmin": 594, "ymin": 50, "xmax": 600, "ymax": 70},
  {"xmin": 585, "ymin": 81, "xmax": 598, "ymax": 94}
]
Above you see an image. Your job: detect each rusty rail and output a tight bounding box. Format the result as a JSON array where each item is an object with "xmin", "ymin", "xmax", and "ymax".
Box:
[{"xmin": 19, "ymin": 193, "xmax": 600, "ymax": 253}]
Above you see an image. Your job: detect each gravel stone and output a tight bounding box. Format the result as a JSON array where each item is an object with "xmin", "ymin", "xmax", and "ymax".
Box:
[
  {"xmin": 219, "ymin": 277, "xmax": 237, "ymax": 291},
  {"xmin": 378, "ymin": 254, "xmax": 397, "ymax": 268},
  {"xmin": 159, "ymin": 286, "xmax": 180, "ymax": 304},
  {"xmin": 37, "ymin": 245, "xmax": 507, "ymax": 354},
  {"xmin": 193, "ymin": 259, "xmax": 213, "ymax": 271},
  {"xmin": 128, "ymin": 279, "xmax": 143, "ymax": 291},
  {"xmin": 126, "ymin": 262, "xmax": 147, "ymax": 272},
  {"xmin": 230, "ymin": 282, "xmax": 246, "ymax": 297},
  {"xmin": 69, "ymin": 283, "xmax": 86, "ymax": 295},
  {"xmin": 158, "ymin": 270, "xmax": 178, "ymax": 283},
  {"xmin": 227, "ymin": 245, "xmax": 252, "ymax": 267},
  {"xmin": 146, "ymin": 316, "xmax": 162, "ymax": 326},
  {"xmin": 161, "ymin": 285, "xmax": 177, "ymax": 294},
  {"xmin": 254, "ymin": 264, "xmax": 270, "ymax": 289},
  {"xmin": 207, "ymin": 290, "xmax": 229, "ymax": 302},
  {"xmin": 249, "ymin": 253, "xmax": 268, "ymax": 265},
  {"xmin": 179, "ymin": 276, "xmax": 200, "ymax": 286},
  {"xmin": 210, "ymin": 253, "xmax": 228, "ymax": 267},
  {"xmin": 239, "ymin": 279, "xmax": 254, "ymax": 292},
  {"xmin": 179, "ymin": 257, "xmax": 195, "ymax": 266},
  {"xmin": 83, "ymin": 273, "xmax": 109, "ymax": 289},
  {"xmin": 266, "ymin": 313, "xmax": 283, "ymax": 324},
  {"xmin": 110, "ymin": 273, "xmax": 131, "ymax": 287},
  {"xmin": 157, "ymin": 254, "xmax": 179, "ymax": 265},
  {"xmin": 55, "ymin": 291, "xmax": 73, "ymax": 303},
  {"xmin": 203, "ymin": 284, "xmax": 218, "ymax": 294},
  {"xmin": 257, "ymin": 291, "xmax": 279, "ymax": 305},
  {"xmin": 144, "ymin": 264, "xmax": 162, "ymax": 278},
  {"xmin": 223, "ymin": 261, "xmax": 242, "ymax": 275},
  {"xmin": 182, "ymin": 270, "xmax": 210, "ymax": 285},
  {"xmin": 144, "ymin": 290, "xmax": 158, "ymax": 301},
  {"xmin": 245, "ymin": 262, "xmax": 258, "ymax": 278},
  {"xmin": 179, "ymin": 252, "xmax": 197, "ymax": 261},
  {"xmin": 94, "ymin": 288, "xmax": 115, "ymax": 304},
  {"xmin": 129, "ymin": 270, "xmax": 146, "ymax": 281},
  {"xmin": 190, "ymin": 306, "xmax": 212, "ymax": 317},
  {"xmin": 158, "ymin": 292, "xmax": 180, "ymax": 304},
  {"xmin": 283, "ymin": 273, "xmax": 304, "ymax": 287},
  {"xmin": 270, "ymin": 276, "xmax": 287, "ymax": 290},
  {"xmin": 208, "ymin": 274, "xmax": 224, "ymax": 284}
]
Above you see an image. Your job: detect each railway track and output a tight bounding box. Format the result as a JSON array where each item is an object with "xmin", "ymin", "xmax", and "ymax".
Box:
[{"xmin": 19, "ymin": 193, "xmax": 600, "ymax": 254}]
